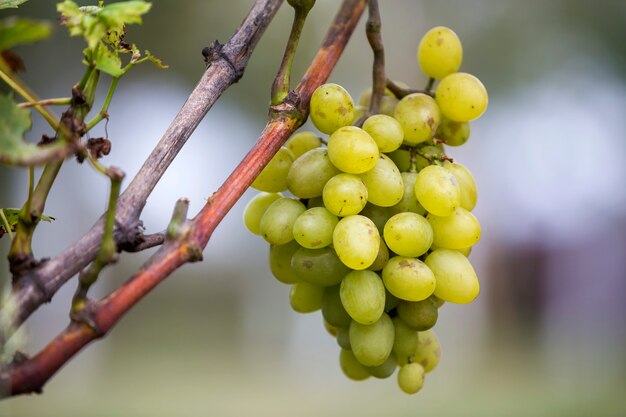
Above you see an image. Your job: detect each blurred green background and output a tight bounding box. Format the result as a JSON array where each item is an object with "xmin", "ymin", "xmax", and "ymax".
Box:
[{"xmin": 1, "ymin": 0, "xmax": 626, "ymax": 416}]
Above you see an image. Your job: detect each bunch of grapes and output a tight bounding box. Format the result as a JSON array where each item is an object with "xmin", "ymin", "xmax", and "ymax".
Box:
[{"xmin": 243, "ymin": 26, "xmax": 487, "ymax": 394}]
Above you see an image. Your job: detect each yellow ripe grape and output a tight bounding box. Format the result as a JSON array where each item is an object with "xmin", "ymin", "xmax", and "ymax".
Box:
[
  {"xmin": 435, "ymin": 72, "xmax": 488, "ymax": 122},
  {"xmin": 393, "ymin": 93, "xmax": 441, "ymax": 145},
  {"xmin": 397, "ymin": 363, "xmax": 425, "ymax": 394},
  {"xmin": 243, "ymin": 192, "xmax": 282, "ymax": 235},
  {"xmin": 323, "ymin": 173, "xmax": 368, "ymax": 217},
  {"xmin": 310, "ymin": 83, "xmax": 355, "ymax": 134},
  {"xmin": 333, "ymin": 215, "xmax": 380, "ymax": 270},
  {"xmin": 418, "ymin": 26, "xmax": 463, "ymax": 79},
  {"xmin": 287, "ymin": 148, "xmax": 340, "ymax": 199},
  {"xmin": 414, "ymin": 165, "xmax": 461, "ymax": 217},
  {"xmin": 427, "ymin": 207, "xmax": 481, "ymax": 250},
  {"xmin": 383, "ymin": 212, "xmax": 433, "ymax": 258},
  {"xmin": 411, "ymin": 329, "xmax": 441, "ymax": 373},
  {"xmin": 340, "ymin": 270, "xmax": 386, "ymax": 325},
  {"xmin": 382, "ymin": 256, "xmax": 436, "ymax": 302},
  {"xmin": 259, "ymin": 197, "xmax": 306, "ymax": 245},
  {"xmin": 443, "ymin": 161, "xmax": 477, "ymax": 211},
  {"xmin": 327, "ymin": 126, "xmax": 379, "ymax": 174},
  {"xmin": 359, "ymin": 154, "xmax": 404, "ymax": 207},
  {"xmin": 285, "ymin": 131, "xmax": 321, "ymax": 158},
  {"xmin": 251, "ymin": 146, "xmax": 294, "ymax": 192},
  {"xmin": 292, "ymin": 207, "xmax": 338, "ymax": 249},
  {"xmin": 425, "ymin": 249, "xmax": 479, "ymax": 304}
]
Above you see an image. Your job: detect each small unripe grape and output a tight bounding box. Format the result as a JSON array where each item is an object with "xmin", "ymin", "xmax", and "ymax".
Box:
[
  {"xmin": 397, "ymin": 363, "xmax": 425, "ymax": 394},
  {"xmin": 259, "ymin": 198, "xmax": 306, "ymax": 245},
  {"xmin": 362, "ymin": 114, "xmax": 404, "ymax": 152},
  {"xmin": 394, "ymin": 93, "xmax": 441, "ymax": 145},
  {"xmin": 382, "ymin": 256, "xmax": 436, "ymax": 302},
  {"xmin": 391, "ymin": 172, "xmax": 426, "ymax": 216},
  {"xmin": 414, "ymin": 165, "xmax": 460, "ymax": 216},
  {"xmin": 322, "ymin": 285, "xmax": 352, "ymax": 328},
  {"xmin": 339, "ymin": 349, "xmax": 370, "ymax": 381},
  {"xmin": 287, "ymin": 148, "xmax": 340, "ymax": 198},
  {"xmin": 323, "ymin": 173, "xmax": 368, "ymax": 217},
  {"xmin": 310, "ymin": 83, "xmax": 355, "ymax": 134},
  {"xmin": 285, "ymin": 131, "xmax": 321, "ymax": 158},
  {"xmin": 365, "ymin": 353, "xmax": 397, "ymax": 379},
  {"xmin": 243, "ymin": 192, "xmax": 282, "ymax": 235},
  {"xmin": 392, "ymin": 317, "xmax": 418, "ymax": 360},
  {"xmin": 397, "ymin": 298, "xmax": 438, "ymax": 331},
  {"xmin": 251, "ymin": 147, "xmax": 294, "ymax": 192},
  {"xmin": 291, "ymin": 247, "xmax": 350, "ymax": 287},
  {"xmin": 333, "ymin": 215, "xmax": 380, "ymax": 270},
  {"xmin": 435, "ymin": 72, "xmax": 488, "ymax": 122},
  {"xmin": 425, "ymin": 249, "xmax": 479, "ymax": 304},
  {"xmin": 359, "ymin": 154, "xmax": 404, "ymax": 207},
  {"xmin": 386, "ymin": 148, "xmax": 411, "ymax": 173},
  {"xmin": 359, "ymin": 204, "xmax": 392, "ymax": 236},
  {"xmin": 327, "ymin": 126, "xmax": 379, "ymax": 174},
  {"xmin": 418, "ymin": 26, "xmax": 463, "ymax": 79},
  {"xmin": 437, "ymin": 117, "xmax": 470, "ymax": 146},
  {"xmin": 336, "ymin": 326, "xmax": 351, "ymax": 350},
  {"xmin": 292, "ymin": 207, "xmax": 338, "ymax": 248},
  {"xmin": 367, "ymin": 240, "xmax": 390, "ymax": 272}
]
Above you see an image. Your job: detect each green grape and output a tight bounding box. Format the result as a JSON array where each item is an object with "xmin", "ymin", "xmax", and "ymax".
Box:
[
  {"xmin": 307, "ymin": 196, "xmax": 324, "ymax": 209},
  {"xmin": 289, "ymin": 281, "xmax": 325, "ymax": 313},
  {"xmin": 425, "ymin": 249, "xmax": 479, "ymax": 304},
  {"xmin": 397, "ymin": 363, "xmax": 425, "ymax": 394},
  {"xmin": 333, "ymin": 215, "xmax": 381, "ymax": 270},
  {"xmin": 415, "ymin": 145, "xmax": 445, "ymax": 172},
  {"xmin": 339, "ymin": 349, "xmax": 370, "ymax": 381},
  {"xmin": 411, "ymin": 329, "xmax": 441, "ymax": 373},
  {"xmin": 383, "ymin": 212, "xmax": 433, "ymax": 258},
  {"xmin": 349, "ymin": 313, "xmax": 395, "ymax": 367},
  {"xmin": 322, "ymin": 285, "xmax": 352, "ymax": 328},
  {"xmin": 367, "ymin": 240, "xmax": 390, "ymax": 272},
  {"xmin": 386, "ymin": 148, "xmax": 411, "ymax": 172},
  {"xmin": 340, "ymin": 270, "xmax": 386, "ymax": 325},
  {"xmin": 359, "ymin": 204, "xmax": 392, "ymax": 236},
  {"xmin": 437, "ymin": 117, "xmax": 470, "ymax": 146},
  {"xmin": 287, "ymin": 148, "xmax": 340, "ymax": 199},
  {"xmin": 414, "ymin": 165, "xmax": 460, "ymax": 216},
  {"xmin": 366, "ymin": 353, "xmax": 397, "ymax": 379},
  {"xmin": 393, "ymin": 93, "xmax": 441, "ymax": 145},
  {"xmin": 435, "ymin": 72, "xmax": 488, "ymax": 122},
  {"xmin": 392, "ymin": 316, "xmax": 418, "ymax": 361},
  {"xmin": 292, "ymin": 207, "xmax": 338, "ymax": 248},
  {"xmin": 310, "ymin": 83, "xmax": 355, "ymax": 134},
  {"xmin": 427, "ymin": 207, "xmax": 481, "ymax": 249},
  {"xmin": 359, "ymin": 154, "xmax": 404, "ymax": 207},
  {"xmin": 391, "ymin": 172, "xmax": 426, "ymax": 216},
  {"xmin": 291, "ymin": 247, "xmax": 350, "ymax": 287},
  {"xmin": 251, "ymin": 147, "xmax": 294, "ymax": 192},
  {"xmin": 429, "ymin": 294, "xmax": 446, "ymax": 308},
  {"xmin": 382, "ymin": 256, "xmax": 436, "ymax": 302},
  {"xmin": 443, "ymin": 161, "xmax": 477, "ymax": 211},
  {"xmin": 259, "ymin": 198, "xmax": 306, "ymax": 245},
  {"xmin": 243, "ymin": 192, "xmax": 282, "ymax": 235},
  {"xmin": 397, "ymin": 298, "xmax": 438, "ymax": 331},
  {"xmin": 337, "ymin": 326, "xmax": 352, "ymax": 350},
  {"xmin": 324, "ymin": 319, "xmax": 339, "ymax": 337},
  {"xmin": 268, "ymin": 241, "xmax": 301, "ymax": 284},
  {"xmin": 285, "ymin": 131, "xmax": 321, "ymax": 158},
  {"xmin": 327, "ymin": 126, "xmax": 379, "ymax": 174},
  {"xmin": 417, "ymin": 26, "xmax": 463, "ymax": 79},
  {"xmin": 362, "ymin": 114, "xmax": 404, "ymax": 153},
  {"xmin": 322, "ymin": 173, "xmax": 368, "ymax": 216},
  {"xmin": 384, "ymin": 289, "xmax": 401, "ymax": 312}
]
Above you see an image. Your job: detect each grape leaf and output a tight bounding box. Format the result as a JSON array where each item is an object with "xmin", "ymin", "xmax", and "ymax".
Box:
[
  {"xmin": 0, "ymin": 94, "xmax": 67, "ymax": 166},
  {"xmin": 0, "ymin": 0, "xmax": 28, "ymax": 10},
  {"xmin": 84, "ymin": 45, "xmax": 123, "ymax": 77},
  {"xmin": 0, "ymin": 208, "xmax": 55, "ymax": 238},
  {"xmin": 0, "ymin": 17, "xmax": 53, "ymax": 51}
]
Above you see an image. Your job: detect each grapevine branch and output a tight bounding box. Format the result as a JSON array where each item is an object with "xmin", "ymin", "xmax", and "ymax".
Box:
[
  {"xmin": 0, "ymin": 0, "xmax": 284, "ymax": 346},
  {"xmin": 0, "ymin": 0, "xmax": 366, "ymax": 397}
]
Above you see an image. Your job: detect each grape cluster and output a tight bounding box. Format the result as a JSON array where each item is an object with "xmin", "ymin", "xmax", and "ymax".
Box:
[{"xmin": 244, "ymin": 26, "xmax": 486, "ymax": 394}]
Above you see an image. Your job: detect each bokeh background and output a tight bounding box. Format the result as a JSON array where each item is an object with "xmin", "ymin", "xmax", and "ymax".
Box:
[{"xmin": 1, "ymin": 0, "xmax": 626, "ymax": 416}]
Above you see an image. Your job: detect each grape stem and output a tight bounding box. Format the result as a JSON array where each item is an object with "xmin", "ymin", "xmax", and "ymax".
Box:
[
  {"xmin": 0, "ymin": 0, "xmax": 366, "ymax": 397},
  {"xmin": 386, "ymin": 78, "xmax": 434, "ymax": 99},
  {"xmin": 365, "ymin": 0, "xmax": 385, "ymax": 115}
]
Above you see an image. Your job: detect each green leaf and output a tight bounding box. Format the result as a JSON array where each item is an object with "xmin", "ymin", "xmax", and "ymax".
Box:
[
  {"xmin": 0, "ymin": 208, "xmax": 55, "ymax": 238},
  {"xmin": 0, "ymin": 17, "xmax": 53, "ymax": 51},
  {"xmin": 0, "ymin": 94, "xmax": 67, "ymax": 166},
  {"xmin": 84, "ymin": 45, "xmax": 123, "ymax": 77},
  {"xmin": 0, "ymin": 0, "xmax": 28, "ymax": 10}
]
